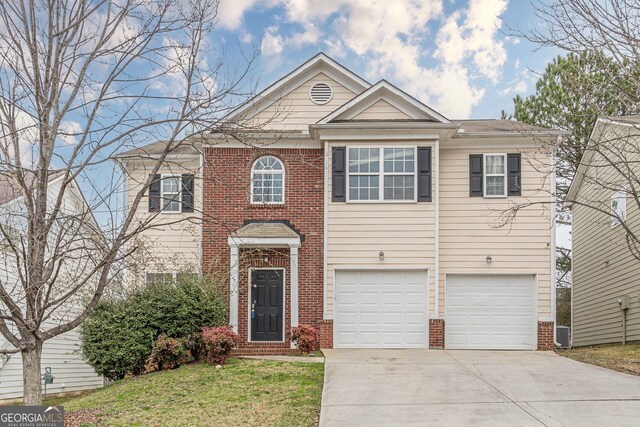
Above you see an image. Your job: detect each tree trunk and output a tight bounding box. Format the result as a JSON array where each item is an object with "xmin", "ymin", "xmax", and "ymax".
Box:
[{"xmin": 21, "ymin": 340, "xmax": 43, "ymax": 405}]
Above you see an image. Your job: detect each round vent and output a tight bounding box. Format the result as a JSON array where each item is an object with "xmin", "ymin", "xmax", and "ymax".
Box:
[{"xmin": 309, "ymin": 82, "xmax": 333, "ymax": 105}]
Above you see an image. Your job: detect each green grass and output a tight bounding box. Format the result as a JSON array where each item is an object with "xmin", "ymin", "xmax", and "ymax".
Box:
[
  {"xmin": 557, "ymin": 343, "xmax": 640, "ymax": 375},
  {"xmin": 50, "ymin": 358, "xmax": 324, "ymax": 426}
]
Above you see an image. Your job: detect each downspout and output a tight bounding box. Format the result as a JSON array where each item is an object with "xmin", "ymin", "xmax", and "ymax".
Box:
[
  {"xmin": 551, "ymin": 139, "xmax": 560, "ymax": 347},
  {"xmin": 198, "ymin": 148, "xmax": 204, "ymax": 275},
  {"xmin": 434, "ymin": 139, "xmax": 440, "ymax": 319},
  {"xmin": 323, "ymin": 141, "xmax": 329, "ymax": 320}
]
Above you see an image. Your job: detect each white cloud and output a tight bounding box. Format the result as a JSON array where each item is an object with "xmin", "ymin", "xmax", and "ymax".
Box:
[
  {"xmin": 435, "ymin": 0, "xmax": 508, "ymax": 81},
  {"xmin": 498, "ymin": 80, "xmax": 527, "ymax": 96},
  {"xmin": 59, "ymin": 121, "xmax": 83, "ymax": 145},
  {"xmin": 218, "ymin": 0, "xmax": 262, "ymax": 30},
  {"xmin": 260, "ymin": 26, "xmax": 284, "ymax": 56}
]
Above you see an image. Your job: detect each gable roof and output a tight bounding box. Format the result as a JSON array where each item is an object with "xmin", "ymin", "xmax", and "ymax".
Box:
[
  {"xmin": 224, "ymin": 53, "xmax": 371, "ymax": 123},
  {"xmin": 566, "ymin": 116, "xmax": 640, "ymax": 205},
  {"xmin": 0, "ymin": 170, "xmax": 66, "ymax": 205},
  {"xmin": 316, "ymin": 80, "xmax": 451, "ymax": 124}
]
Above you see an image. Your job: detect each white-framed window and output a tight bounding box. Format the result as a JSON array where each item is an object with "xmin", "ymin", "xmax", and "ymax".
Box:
[
  {"xmin": 251, "ymin": 156, "xmax": 284, "ymax": 204},
  {"xmin": 611, "ymin": 189, "xmax": 627, "ymax": 228},
  {"xmin": 145, "ymin": 272, "xmax": 199, "ymax": 285},
  {"xmin": 161, "ymin": 175, "xmax": 182, "ymax": 212},
  {"xmin": 483, "ymin": 153, "xmax": 507, "ymax": 197},
  {"xmin": 347, "ymin": 147, "xmax": 416, "ymax": 202},
  {"xmin": 145, "ymin": 272, "xmax": 175, "ymax": 285}
]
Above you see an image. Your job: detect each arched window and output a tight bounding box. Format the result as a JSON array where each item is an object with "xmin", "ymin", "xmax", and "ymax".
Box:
[{"xmin": 251, "ymin": 156, "xmax": 284, "ymax": 204}]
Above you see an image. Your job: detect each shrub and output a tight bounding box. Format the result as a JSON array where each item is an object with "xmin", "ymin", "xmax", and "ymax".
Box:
[
  {"xmin": 81, "ymin": 275, "xmax": 227, "ymax": 380},
  {"xmin": 291, "ymin": 324, "xmax": 319, "ymax": 354},
  {"xmin": 201, "ymin": 326, "xmax": 239, "ymax": 365},
  {"xmin": 144, "ymin": 334, "xmax": 193, "ymax": 373}
]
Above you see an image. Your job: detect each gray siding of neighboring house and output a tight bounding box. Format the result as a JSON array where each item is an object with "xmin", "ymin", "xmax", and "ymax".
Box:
[
  {"xmin": 572, "ymin": 125, "xmax": 640, "ymax": 346},
  {"xmin": 0, "ymin": 328, "xmax": 104, "ymax": 400}
]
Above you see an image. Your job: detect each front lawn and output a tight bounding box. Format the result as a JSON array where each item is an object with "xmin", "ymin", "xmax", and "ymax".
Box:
[
  {"xmin": 556, "ymin": 343, "xmax": 640, "ymax": 375},
  {"xmin": 50, "ymin": 358, "xmax": 324, "ymax": 426}
]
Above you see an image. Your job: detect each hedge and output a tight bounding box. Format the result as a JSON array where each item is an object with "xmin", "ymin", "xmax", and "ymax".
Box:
[{"xmin": 81, "ymin": 276, "xmax": 227, "ymax": 380}]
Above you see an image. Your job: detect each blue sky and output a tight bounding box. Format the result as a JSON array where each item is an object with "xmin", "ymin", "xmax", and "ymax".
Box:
[{"xmin": 215, "ymin": 0, "xmax": 563, "ymax": 119}]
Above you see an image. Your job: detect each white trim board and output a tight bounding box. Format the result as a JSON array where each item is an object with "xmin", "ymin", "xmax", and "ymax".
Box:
[{"xmin": 316, "ymin": 80, "xmax": 451, "ymax": 124}]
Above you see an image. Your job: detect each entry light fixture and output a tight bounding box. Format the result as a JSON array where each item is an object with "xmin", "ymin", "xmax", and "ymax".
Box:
[
  {"xmin": 379, "ymin": 251, "xmax": 385, "ymax": 261},
  {"xmin": 486, "ymin": 255, "xmax": 492, "ymax": 264},
  {"xmin": 263, "ymin": 255, "xmax": 269, "ymax": 264}
]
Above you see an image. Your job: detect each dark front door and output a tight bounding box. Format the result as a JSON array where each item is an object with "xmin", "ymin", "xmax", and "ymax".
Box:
[{"xmin": 251, "ymin": 270, "xmax": 284, "ymax": 341}]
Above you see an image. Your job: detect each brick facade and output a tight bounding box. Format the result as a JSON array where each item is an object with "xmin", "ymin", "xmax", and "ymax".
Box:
[
  {"xmin": 537, "ymin": 321, "xmax": 555, "ymax": 350},
  {"xmin": 320, "ymin": 320, "xmax": 333, "ymax": 349},
  {"xmin": 429, "ymin": 319, "xmax": 445, "ymax": 349},
  {"xmin": 202, "ymin": 147, "xmax": 325, "ymax": 354}
]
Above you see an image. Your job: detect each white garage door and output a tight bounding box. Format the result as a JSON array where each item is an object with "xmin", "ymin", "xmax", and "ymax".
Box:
[
  {"xmin": 446, "ymin": 274, "xmax": 536, "ymax": 350},
  {"xmin": 334, "ymin": 270, "xmax": 428, "ymax": 348}
]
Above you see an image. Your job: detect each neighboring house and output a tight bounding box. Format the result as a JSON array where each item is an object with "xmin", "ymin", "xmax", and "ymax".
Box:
[
  {"xmin": 567, "ymin": 116, "xmax": 640, "ymax": 346},
  {"xmin": 119, "ymin": 54, "xmax": 561, "ymax": 352},
  {"xmin": 0, "ymin": 172, "xmax": 103, "ymax": 400}
]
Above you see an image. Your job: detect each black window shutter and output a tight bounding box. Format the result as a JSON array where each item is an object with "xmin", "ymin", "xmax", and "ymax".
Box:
[
  {"xmin": 332, "ymin": 147, "xmax": 346, "ymax": 202},
  {"xmin": 417, "ymin": 147, "xmax": 432, "ymax": 202},
  {"xmin": 507, "ymin": 153, "xmax": 521, "ymax": 196},
  {"xmin": 469, "ymin": 155, "xmax": 483, "ymax": 197},
  {"xmin": 182, "ymin": 174, "xmax": 195, "ymax": 212},
  {"xmin": 148, "ymin": 174, "xmax": 161, "ymax": 212}
]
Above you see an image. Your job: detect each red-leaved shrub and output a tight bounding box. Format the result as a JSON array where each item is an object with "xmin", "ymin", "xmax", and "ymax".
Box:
[
  {"xmin": 291, "ymin": 324, "xmax": 319, "ymax": 354},
  {"xmin": 200, "ymin": 326, "xmax": 239, "ymax": 365},
  {"xmin": 144, "ymin": 334, "xmax": 192, "ymax": 373}
]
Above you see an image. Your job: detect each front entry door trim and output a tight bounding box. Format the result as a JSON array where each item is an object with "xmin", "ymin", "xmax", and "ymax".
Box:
[{"xmin": 248, "ymin": 268, "xmax": 286, "ymax": 342}]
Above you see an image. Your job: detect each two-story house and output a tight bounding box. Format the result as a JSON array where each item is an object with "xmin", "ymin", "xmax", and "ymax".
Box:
[
  {"xmin": 567, "ymin": 116, "xmax": 640, "ymax": 346},
  {"xmin": 0, "ymin": 172, "xmax": 103, "ymax": 400},
  {"xmin": 119, "ymin": 54, "xmax": 561, "ymax": 353}
]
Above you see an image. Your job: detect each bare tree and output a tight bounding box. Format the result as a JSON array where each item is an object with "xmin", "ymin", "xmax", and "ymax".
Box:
[
  {"xmin": 505, "ymin": 1, "xmax": 640, "ymax": 259},
  {"xmin": 0, "ymin": 0, "xmax": 259, "ymax": 404}
]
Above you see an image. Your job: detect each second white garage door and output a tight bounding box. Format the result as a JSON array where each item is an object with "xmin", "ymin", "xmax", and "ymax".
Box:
[
  {"xmin": 335, "ymin": 270, "xmax": 428, "ymax": 348},
  {"xmin": 445, "ymin": 274, "xmax": 536, "ymax": 350}
]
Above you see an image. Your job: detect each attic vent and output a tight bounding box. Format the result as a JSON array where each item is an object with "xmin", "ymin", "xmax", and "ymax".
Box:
[{"xmin": 309, "ymin": 82, "xmax": 333, "ymax": 105}]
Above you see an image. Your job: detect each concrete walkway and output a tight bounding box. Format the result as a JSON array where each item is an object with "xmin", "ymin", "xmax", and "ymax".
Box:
[{"xmin": 320, "ymin": 349, "xmax": 640, "ymax": 426}]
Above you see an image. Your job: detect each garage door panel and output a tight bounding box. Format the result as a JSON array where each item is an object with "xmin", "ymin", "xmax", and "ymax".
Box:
[
  {"xmin": 446, "ymin": 274, "xmax": 536, "ymax": 350},
  {"xmin": 335, "ymin": 270, "xmax": 428, "ymax": 349}
]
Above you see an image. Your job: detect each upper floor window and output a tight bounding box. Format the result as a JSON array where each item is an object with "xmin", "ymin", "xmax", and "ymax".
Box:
[
  {"xmin": 484, "ymin": 154, "xmax": 507, "ymax": 197},
  {"xmin": 148, "ymin": 174, "xmax": 195, "ymax": 213},
  {"xmin": 161, "ymin": 176, "xmax": 182, "ymax": 212},
  {"xmin": 470, "ymin": 153, "xmax": 521, "ymax": 198},
  {"xmin": 347, "ymin": 147, "xmax": 416, "ymax": 201},
  {"xmin": 611, "ymin": 189, "xmax": 627, "ymax": 227},
  {"xmin": 251, "ymin": 156, "xmax": 284, "ymax": 204}
]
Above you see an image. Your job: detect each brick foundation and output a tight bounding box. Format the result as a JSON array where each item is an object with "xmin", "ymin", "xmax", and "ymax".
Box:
[
  {"xmin": 202, "ymin": 148, "xmax": 324, "ymax": 355},
  {"xmin": 537, "ymin": 321, "xmax": 555, "ymax": 350},
  {"xmin": 429, "ymin": 319, "xmax": 445, "ymax": 349},
  {"xmin": 320, "ymin": 320, "xmax": 333, "ymax": 349}
]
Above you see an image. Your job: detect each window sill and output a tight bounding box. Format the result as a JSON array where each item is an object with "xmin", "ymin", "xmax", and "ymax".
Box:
[
  {"xmin": 249, "ymin": 203, "xmax": 286, "ymax": 209},
  {"xmin": 344, "ymin": 200, "xmax": 418, "ymax": 204}
]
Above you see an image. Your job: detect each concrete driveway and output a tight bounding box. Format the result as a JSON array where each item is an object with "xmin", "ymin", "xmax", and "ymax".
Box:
[{"xmin": 320, "ymin": 349, "xmax": 640, "ymax": 426}]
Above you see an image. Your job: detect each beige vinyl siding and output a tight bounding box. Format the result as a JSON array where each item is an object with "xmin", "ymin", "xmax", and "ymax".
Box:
[
  {"xmin": 252, "ymin": 73, "xmax": 357, "ymax": 131},
  {"xmin": 352, "ymin": 100, "xmax": 412, "ymax": 120},
  {"xmin": 326, "ymin": 141, "xmax": 436, "ymax": 316},
  {"xmin": 572, "ymin": 125, "xmax": 640, "ymax": 346},
  {"xmin": 439, "ymin": 145, "xmax": 554, "ymax": 319},
  {"xmin": 125, "ymin": 158, "xmax": 202, "ymax": 285}
]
